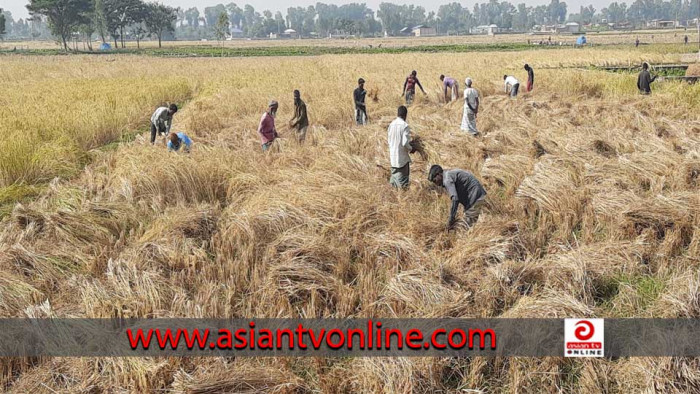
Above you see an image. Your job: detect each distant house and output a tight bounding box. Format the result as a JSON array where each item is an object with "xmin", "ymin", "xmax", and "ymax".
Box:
[
  {"xmin": 647, "ymin": 19, "xmax": 679, "ymax": 29},
  {"xmin": 283, "ymin": 29, "xmax": 299, "ymax": 39},
  {"xmin": 230, "ymin": 27, "xmax": 244, "ymax": 38},
  {"xmin": 411, "ymin": 25, "xmax": 436, "ymax": 37},
  {"xmin": 487, "ymin": 24, "xmax": 499, "ymax": 36},
  {"xmin": 472, "ymin": 25, "xmax": 490, "ymax": 35},
  {"xmin": 564, "ymin": 22, "xmax": 580, "ymax": 33}
]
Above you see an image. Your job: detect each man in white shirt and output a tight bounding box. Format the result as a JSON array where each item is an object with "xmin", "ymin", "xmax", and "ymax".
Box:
[
  {"xmin": 503, "ymin": 75, "xmax": 520, "ymax": 97},
  {"xmin": 461, "ymin": 78, "xmax": 480, "ymax": 136},
  {"xmin": 387, "ymin": 105, "xmax": 415, "ymax": 189}
]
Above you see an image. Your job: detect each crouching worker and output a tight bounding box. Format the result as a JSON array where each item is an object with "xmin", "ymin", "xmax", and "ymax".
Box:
[
  {"xmin": 168, "ymin": 132, "xmax": 192, "ymax": 153},
  {"xmin": 150, "ymin": 104, "xmax": 178, "ymax": 144},
  {"xmin": 428, "ymin": 165, "xmax": 487, "ymax": 230}
]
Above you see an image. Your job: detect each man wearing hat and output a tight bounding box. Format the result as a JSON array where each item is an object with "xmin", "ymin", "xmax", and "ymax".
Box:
[
  {"xmin": 354, "ymin": 78, "xmax": 368, "ymax": 125},
  {"xmin": 289, "ymin": 90, "xmax": 309, "ymax": 143},
  {"xmin": 461, "ymin": 78, "xmax": 480, "ymax": 136},
  {"xmin": 258, "ymin": 100, "xmax": 279, "ymax": 151},
  {"xmin": 428, "ymin": 165, "xmax": 487, "ymax": 230}
]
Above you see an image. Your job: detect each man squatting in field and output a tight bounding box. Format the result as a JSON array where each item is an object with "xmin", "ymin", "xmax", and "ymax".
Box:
[
  {"xmin": 402, "ymin": 70, "xmax": 426, "ymax": 105},
  {"xmin": 440, "ymin": 75, "xmax": 459, "ymax": 102},
  {"xmin": 504, "ymin": 75, "xmax": 520, "ymax": 97},
  {"xmin": 637, "ymin": 62, "xmax": 657, "ymax": 95},
  {"xmin": 387, "ymin": 105, "xmax": 416, "ymax": 188},
  {"xmin": 168, "ymin": 132, "xmax": 192, "ymax": 153},
  {"xmin": 289, "ymin": 90, "xmax": 309, "ymax": 143},
  {"xmin": 150, "ymin": 104, "xmax": 178, "ymax": 144},
  {"xmin": 524, "ymin": 64, "xmax": 535, "ymax": 92},
  {"xmin": 461, "ymin": 78, "xmax": 480, "ymax": 136},
  {"xmin": 258, "ymin": 100, "xmax": 279, "ymax": 151},
  {"xmin": 354, "ymin": 78, "xmax": 368, "ymax": 125},
  {"xmin": 428, "ymin": 165, "xmax": 487, "ymax": 231}
]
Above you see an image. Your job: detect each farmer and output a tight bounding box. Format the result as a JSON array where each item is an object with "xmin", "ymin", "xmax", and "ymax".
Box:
[
  {"xmin": 504, "ymin": 75, "xmax": 520, "ymax": 97},
  {"xmin": 167, "ymin": 132, "xmax": 192, "ymax": 153},
  {"xmin": 684, "ymin": 35, "xmax": 688, "ymax": 45},
  {"xmin": 402, "ymin": 70, "xmax": 426, "ymax": 105},
  {"xmin": 524, "ymin": 64, "xmax": 535, "ymax": 92},
  {"xmin": 635, "ymin": 38, "xmax": 640, "ymax": 47},
  {"xmin": 387, "ymin": 105, "xmax": 416, "ymax": 189},
  {"xmin": 354, "ymin": 78, "xmax": 368, "ymax": 125},
  {"xmin": 428, "ymin": 165, "xmax": 487, "ymax": 230},
  {"xmin": 461, "ymin": 78, "xmax": 480, "ymax": 136},
  {"xmin": 258, "ymin": 100, "xmax": 279, "ymax": 151},
  {"xmin": 289, "ymin": 90, "xmax": 309, "ymax": 143},
  {"xmin": 440, "ymin": 75, "xmax": 459, "ymax": 102},
  {"xmin": 637, "ymin": 62, "xmax": 658, "ymax": 95},
  {"xmin": 150, "ymin": 104, "xmax": 178, "ymax": 145}
]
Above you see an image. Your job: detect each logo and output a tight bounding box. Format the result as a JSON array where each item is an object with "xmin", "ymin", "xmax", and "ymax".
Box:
[{"xmin": 564, "ymin": 319, "xmax": 604, "ymax": 357}]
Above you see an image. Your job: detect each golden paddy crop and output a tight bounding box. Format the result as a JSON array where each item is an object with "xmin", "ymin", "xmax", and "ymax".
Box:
[{"xmin": 1, "ymin": 46, "xmax": 699, "ymax": 391}]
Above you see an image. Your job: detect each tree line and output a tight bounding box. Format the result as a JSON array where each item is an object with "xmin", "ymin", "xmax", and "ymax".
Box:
[
  {"xmin": 21, "ymin": 0, "xmax": 176, "ymax": 50},
  {"xmin": 1, "ymin": 0, "xmax": 698, "ymax": 47}
]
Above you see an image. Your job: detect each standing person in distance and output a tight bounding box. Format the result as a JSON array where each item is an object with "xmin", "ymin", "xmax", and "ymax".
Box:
[
  {"xmin": 637, "ymin": 62, "xmax": 658, "ymax": 95},
  {"xmin": 258, "ymin": 101, "xmax": 279, "ymax": 152},
  {"xmin": 289, "ymin": 90, "xmax": 309, "ymax": 143},
  {"xmin": 354, "ymin": 78, "xmax": 368, "ymax": 125},
  {"xmin": 461, "ymin": 78, "xmax": 480, "ymax": 136},
  {"xmin": 402, "ymin": 70, "xmax": 426, "ymax": 105},
  {"xmin": 524, "ymin": 64, "xmax": 535, "ymax": 92},
  {"xmin": 150, "ymin": 104, "xmax": 178, "ymax": 145},
  {"xmin": 387, "ymin": 105, "xmax": 416, "ymax": 189}
]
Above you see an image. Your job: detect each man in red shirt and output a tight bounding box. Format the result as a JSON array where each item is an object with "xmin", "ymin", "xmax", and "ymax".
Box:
[{"xmin": 258, "ymin": 101, "xmax": 279, "ymax": 151}]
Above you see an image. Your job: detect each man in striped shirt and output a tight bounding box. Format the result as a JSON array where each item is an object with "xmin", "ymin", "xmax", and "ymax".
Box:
[{"xmin": 150, "ymin": 104, "xmax": 178, "ymax": 144}]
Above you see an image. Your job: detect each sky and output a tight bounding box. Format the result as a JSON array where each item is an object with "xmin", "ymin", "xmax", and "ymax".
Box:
[{"xmin": 3, "ymin": 0, "xmax": 611, "ymax": 22}]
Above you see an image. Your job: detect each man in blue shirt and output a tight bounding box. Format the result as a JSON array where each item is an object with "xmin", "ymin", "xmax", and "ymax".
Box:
[{"xmin": 168, "ymin": 132, "xmax": 192, "ymax": 153}]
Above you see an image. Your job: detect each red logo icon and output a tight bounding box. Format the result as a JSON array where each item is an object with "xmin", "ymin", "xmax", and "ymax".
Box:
[{"xmin": 574, "ymin": 320, "xmax": 595, "ymax": 341}]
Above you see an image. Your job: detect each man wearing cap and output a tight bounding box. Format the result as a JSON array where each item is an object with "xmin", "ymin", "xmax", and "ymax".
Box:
[
  {"xmin": 387, "ymin": 105, "xmax": 416, "ymax": 189},
  {"xmin": 354, "ymin": 78, "xmax": 368, "ymax": 125},
  {"xmin": 461, "ymin": 78, "xmax": 480, "ymax": 136},
  {"xmin": 258, "ymin": 101, "xmax": 279, "ymax": 151},
  {"xmin": 428, "ymin": 165, "xmax": 487, "ymax": 230},
  {"xmin": 289, "ymin": 90, "xmax": 309, "ymax": 143},
  {"xmin": 440, "ymin": 75, "xmax": 459, "ymax": 102},
  {"xmin": 402, "ymin": 70, "xmax": 426, "ymax": 105}
]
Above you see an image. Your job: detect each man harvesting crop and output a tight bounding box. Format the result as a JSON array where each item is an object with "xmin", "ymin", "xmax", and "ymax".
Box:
[
  {"xmin": 524, "ymin": 64, "xmax": 535, "ymax": 92},
  {"xmin": 504, "ymin": 75, "xmax": 520, "ymax": 97},
  {"xmin": 402, "ymin": 70, "xmax": 426, "ymax": 105},
  {"xmin": 150, "ymin": 104, "xmax": 178, "ymax": 145},
  {"xmin": 637, "ymin": 63, "xmax": 658, "ymax": 95},
  {"xmin": 428, "ymin": 165, "xmax": 487, "ymax": 231},
  {"xmin": 440, "ymin": 75, "xmax": 459, "ymax": 102},
  {"xmin": 461, "ymin": 78, "xmax": 480, "ymax": 136},
  {"xmin": 258, "ymin": 101, "xmax": 279, "ymax": 151},
  {"xmin": 354, "ymin": 78, "xmax": 368, "ymax": 125},
  {"xmin": 168, "ymin": 132, "xmax": 192, "ymax": 153},
  {"xmin": 387, "ymin": 105, "xmax": 416, "ymax": 189},
  {"xmin": 289, "ymin": 90, "xmax": 309, "ymax": 143}
]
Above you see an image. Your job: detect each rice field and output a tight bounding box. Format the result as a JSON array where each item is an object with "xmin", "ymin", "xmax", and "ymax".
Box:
[{"xmin": 1, "ymin": 46, "xmax": 700, "ymax": 392}]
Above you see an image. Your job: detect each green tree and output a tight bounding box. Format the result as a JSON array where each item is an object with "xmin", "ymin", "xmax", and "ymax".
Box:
[
  {"xmin": 214, "ymin": 11, "xmax": 229, "ymax": 53},
  {"xmin": 103, "ymin": 0, "xmax": 145, "ymax": 48},
  {"xmin": 144, "ymin": 2, "xmax": 176, "ymax": 47},
  {"xmin": 26, "ymin": 0, "xmax": 94, "ymax": 50},
  {"xmin": 0, "ymin": 9, "xmax": 6, "ymax": 39}
]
